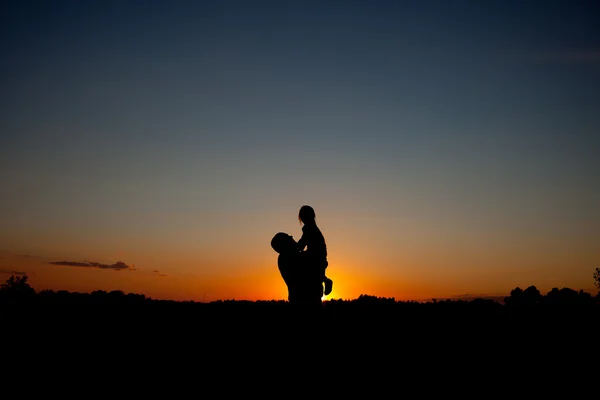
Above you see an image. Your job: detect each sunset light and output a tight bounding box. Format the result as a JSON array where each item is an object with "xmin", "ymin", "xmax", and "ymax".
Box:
[{"xmin": 1, "ymin": 0, "xmax": 599, "ymax": 304}]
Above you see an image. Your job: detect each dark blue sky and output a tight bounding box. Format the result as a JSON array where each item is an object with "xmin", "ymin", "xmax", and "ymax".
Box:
[{"xmin": 1, "ymin": 0, "xmax": 599, "ymax": 300}]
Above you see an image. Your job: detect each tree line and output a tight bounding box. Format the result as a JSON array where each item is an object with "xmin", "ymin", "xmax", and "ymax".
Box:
[{"xmin": 1, "ymin": 272, "xmax": 598, "ymax": 306}]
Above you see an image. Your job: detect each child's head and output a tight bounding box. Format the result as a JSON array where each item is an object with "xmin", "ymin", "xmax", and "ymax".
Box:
[{"xmin": 298, "ymin": 205, "xmax": 316, "ymax": 224}]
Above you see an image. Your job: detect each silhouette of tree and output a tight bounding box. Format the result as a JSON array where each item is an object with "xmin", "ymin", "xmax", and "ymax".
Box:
[
  {"xmin": 522, "ymin": 285, "xmax": 542, "ymax": 304},
  {"xmin": 0, "ymin": 274, "xmax": 36, "ymax": 303},
  {"xmin": 544, "ymin": 287, "xmax": 594, "ymax": 305},
  {"xmin": 504, "ymin": 287, "xmax": 523, "ymax": 304},
  {"xmin": 1, "ymin": 274, "xmax": 35, "ymax": 293},
  {"xmin": 504, "ymin": 285, "xmax": 542, "ymax": 305},
  {"xmin": 594, "ymin": 268, "xmax": 600, "ymax": 292}
]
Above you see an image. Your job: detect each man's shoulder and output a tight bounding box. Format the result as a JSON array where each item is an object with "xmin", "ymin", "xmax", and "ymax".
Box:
[{"xmin": 278, "ymin": 252, "xmax": 299, "ymax": 265}]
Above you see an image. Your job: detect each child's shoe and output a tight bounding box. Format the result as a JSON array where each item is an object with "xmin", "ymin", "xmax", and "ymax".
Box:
[{"xmin": 324, "ymin": 277, "xmax": 333, "ymax": 296}]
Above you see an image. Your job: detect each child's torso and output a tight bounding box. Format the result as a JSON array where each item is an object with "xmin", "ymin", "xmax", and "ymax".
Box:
[{"xmin": 302, "ymin": 224, "xmax": 327, "ymax": 259}]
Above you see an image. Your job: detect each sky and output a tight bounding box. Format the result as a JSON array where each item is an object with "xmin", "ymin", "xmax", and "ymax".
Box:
[{"xmin": 1, "ymin": 0, "xmax": 599, "ymax": 302}]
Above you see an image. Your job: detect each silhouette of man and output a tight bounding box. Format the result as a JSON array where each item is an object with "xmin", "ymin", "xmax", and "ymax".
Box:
[{"xmin": 271, "ymin": 232, "xmax": 324, "ymax": 307}]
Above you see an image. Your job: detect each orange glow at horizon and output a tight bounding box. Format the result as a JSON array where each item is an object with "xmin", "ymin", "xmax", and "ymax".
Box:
[{"xmin": 1, "ymin": 249, "xmax": 597, "ymax": 303}]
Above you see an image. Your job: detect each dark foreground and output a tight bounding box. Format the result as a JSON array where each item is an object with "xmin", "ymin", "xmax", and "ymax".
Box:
[
  {"xmin": 3, "ymin": 274, "xmax": 597, "ymax": 389},
  {"xmin": 2, "ymin": 275, "xmax": 598, "ymax": 364},
  {"xmin": 4, "ymin": 295, "xmax": 598, "ymax": 335},
  {"xmin": 2, "ymin": 295, "xmax": 598, "ymax": 385}
]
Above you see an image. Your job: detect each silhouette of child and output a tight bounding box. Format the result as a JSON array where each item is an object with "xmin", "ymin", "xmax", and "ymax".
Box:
[{"xmin": 297, "ymin": 205, "xmax": 333, "ymax": 296}]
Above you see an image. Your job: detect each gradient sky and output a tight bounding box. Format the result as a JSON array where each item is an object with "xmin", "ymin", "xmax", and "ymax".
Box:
[{"xmin": 1, "ymin": 0, "xmax": 599, "ymax": 302}]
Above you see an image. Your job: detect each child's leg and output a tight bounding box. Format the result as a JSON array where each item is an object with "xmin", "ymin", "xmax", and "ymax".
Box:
[{"xmin": 323, "ymin": 262, "xmax": 333, "ymax": 295}]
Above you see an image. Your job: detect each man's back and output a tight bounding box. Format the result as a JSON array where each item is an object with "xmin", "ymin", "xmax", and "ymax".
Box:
[{"xmin": 278, "ymin": 251, "xmax": 323, "ymax": 305}]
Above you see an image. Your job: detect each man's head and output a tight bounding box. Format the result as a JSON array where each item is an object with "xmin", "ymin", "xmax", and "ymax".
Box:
[{"xmin": 271, "ymin": 232, "xmax": 297, "ymax": 254}]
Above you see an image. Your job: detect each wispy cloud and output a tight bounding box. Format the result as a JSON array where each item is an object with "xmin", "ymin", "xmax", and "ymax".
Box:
[
  {"xmin": 152, "ymin": 269, "xmax": 168, "ymax": 277},
  {"xmin": 49, "ymin": 260, "xmax": 136, "ymax": 271},
  {"xmin": 0, "ymin": 269, "xmax": 28, "ymax": 276}
]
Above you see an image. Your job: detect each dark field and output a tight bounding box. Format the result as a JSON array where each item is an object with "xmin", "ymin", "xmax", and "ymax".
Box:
[
  {"xmin": 2, "ymin": 276, "xmax": 598, "ymax": 356},
  {"xmin": 2, "ymin": 288, "xmax": 598, "ymax": 383},
  {"xmin": 4, "ymin": 289, "xmax": 598, "ymax": 336}
]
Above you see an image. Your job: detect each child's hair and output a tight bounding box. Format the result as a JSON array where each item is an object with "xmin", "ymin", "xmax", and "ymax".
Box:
[{"xmin": 298, "ymin": 205, "xmax": 316, "ymax": 224}]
